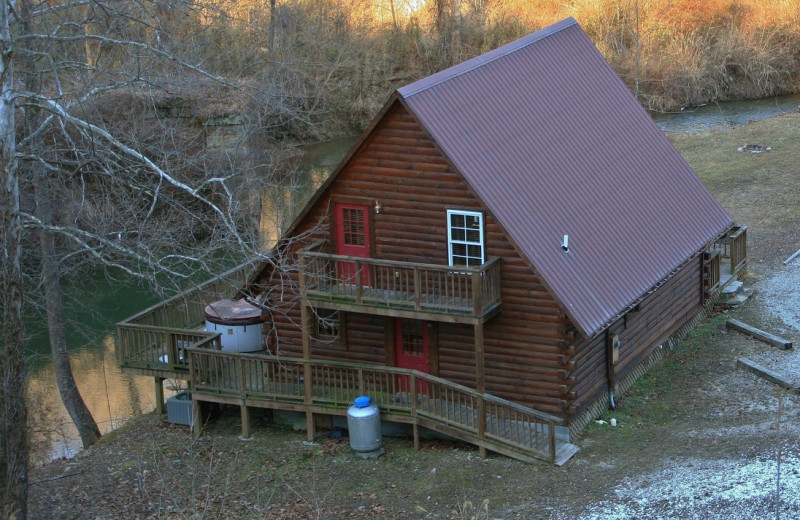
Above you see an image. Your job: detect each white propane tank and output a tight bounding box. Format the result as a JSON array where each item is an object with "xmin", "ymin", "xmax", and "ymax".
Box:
[{"xmin": 346, "ymin": 396, "xmax": 383, "ymax": 458}]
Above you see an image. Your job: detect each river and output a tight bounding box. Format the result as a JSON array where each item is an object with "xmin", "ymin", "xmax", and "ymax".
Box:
[{"xmin": 24, "ymin": 93, "xmax": 800, "ymax": 465}]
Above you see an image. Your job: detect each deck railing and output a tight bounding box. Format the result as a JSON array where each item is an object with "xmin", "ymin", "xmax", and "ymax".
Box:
[
  {"xmin": 714, "ymin": 225, "xmax": 747, "ymax": 277},
  {"xmin": 117, "ymin": 324, "xmax": 222, "ymax": 374},
  {"xmin": 187, "ymin": 348, "xmax": 564, "ymax": 463},
  {"xmin": 728, "ymin": 226, "xmax": 747, "ymax": 274},
  {"xmin": 298, "ymin": 241, "xmax": 501, "ymax": 319},
  {"xmin": 117, "ymin": 260, "xmax": 256, "ymax": 375},
  {"xmin": 703, "ymin": 248, "xmax": 721, "ymax": 300}
]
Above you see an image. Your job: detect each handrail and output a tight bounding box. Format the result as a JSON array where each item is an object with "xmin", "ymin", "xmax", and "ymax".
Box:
[
  {"xmin": 186, "ymin": 348, "xmax": 563, "ymax": 463},
  {"xmin": 121, "ymin": 260, "xmax": 258, "ymax": 328},
  {"xmin": 117, "ymin": 260, "xmax": 258, "ymax": 373},
  {"xmin": 298, "ymin": 246, "xmax": 502, "ymax": 318},
  {"xmin": 729, "ymin": 226, "xmax": 747, "ymax": 274}
]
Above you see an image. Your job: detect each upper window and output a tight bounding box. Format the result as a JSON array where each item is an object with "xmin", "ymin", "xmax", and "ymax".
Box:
[{"xmin": 447, "ymin": 210, "xmax": 484, "ymax": 267}]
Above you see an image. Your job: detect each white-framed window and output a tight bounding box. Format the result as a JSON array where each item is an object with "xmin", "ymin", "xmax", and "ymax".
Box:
[{"xmin": 447, "ymin": 210, "xmax": 484, "ymax": 267}]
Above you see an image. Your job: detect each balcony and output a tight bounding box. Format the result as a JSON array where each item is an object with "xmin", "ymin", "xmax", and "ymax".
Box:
[{"xmin": 298, "ymin": 241, "xmax": 502, "ymax": 323}]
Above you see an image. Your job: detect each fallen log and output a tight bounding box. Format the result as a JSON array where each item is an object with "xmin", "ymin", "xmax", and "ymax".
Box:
[
  {"xmin": 736, "ymin": 358, "xmax": 800, "ymax": 394},
  {"xmin": 726, "ymin": 319, "xmax": 793, "ymax": 350},
  {"xmin": 784, "ymin": 247, "xmax": 800, "ymax": 265}
]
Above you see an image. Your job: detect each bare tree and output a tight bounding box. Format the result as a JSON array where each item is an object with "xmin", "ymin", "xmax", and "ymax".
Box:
[
  {"xmin": 0, "ymin": 1, "xmax": 305, "ymax": 514},
  {"xmin": 1, "ymin": 0, "xmax": 28, "ymax": 516}
]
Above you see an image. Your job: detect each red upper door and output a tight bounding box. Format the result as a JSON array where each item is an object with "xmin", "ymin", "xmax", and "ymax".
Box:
[{"xmin": 334, "ymin": 202, "xmax": 371, "ymax": 286}]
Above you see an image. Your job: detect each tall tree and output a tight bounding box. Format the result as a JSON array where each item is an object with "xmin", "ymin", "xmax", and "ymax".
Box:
[
  {"xmin": 1, "ymin": 0, "xmax": 28, "ymax": 515},
  {"xmin": 0, "ymin": 1, "xmax": 310, "ymax": 514}
]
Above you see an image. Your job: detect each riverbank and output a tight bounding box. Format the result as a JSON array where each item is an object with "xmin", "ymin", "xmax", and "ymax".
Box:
[{"xmin": 28, "ymin": 111, "xmax": 800, "ymax": 519}]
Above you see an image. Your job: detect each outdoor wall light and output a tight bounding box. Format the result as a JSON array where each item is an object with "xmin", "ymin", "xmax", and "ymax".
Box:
[{"xmin": 374, "ymin": 200, "xmax": 382, "ymax": 214}]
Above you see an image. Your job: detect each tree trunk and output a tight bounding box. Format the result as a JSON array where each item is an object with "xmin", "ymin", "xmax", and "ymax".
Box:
[
  {"xmin": 268, "ymin": 0, "xmax": 277, "ymax": 55},
  {"xmin": 34, "ymin": 172, "xmax": 102, "ymax": 449},
  {"xmin": 451, "ymin": 0, "xmax": 461, "ymax": 63},
  {"xmin": 1, "ymin": 0, "xmax": 28, "ymax": 515},
  {"xmin": 22, "ymin": 0, "xmax": 101, "ymax": 451},
  {"xmin": 389, "ymin": 0, "xmax": 398, "ymax": 32}
]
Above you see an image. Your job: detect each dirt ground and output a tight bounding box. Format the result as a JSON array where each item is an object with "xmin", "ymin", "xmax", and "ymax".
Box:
[{"xmin": 28, "ymin": 113, "xmax": 800, "ymax": 519}]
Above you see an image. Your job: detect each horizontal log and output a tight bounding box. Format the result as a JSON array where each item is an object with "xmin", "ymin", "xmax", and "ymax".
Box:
[
  {"xmin": 736, "ymin": 358, "xmax": 800, "ymax": 393},
  {"xmin": 727, "ymin": 319, "xmax": 793, "ymax": 350}
]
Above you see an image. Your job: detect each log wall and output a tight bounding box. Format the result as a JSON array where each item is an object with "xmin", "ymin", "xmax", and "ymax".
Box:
[
  {"xmin": 257, "ymin": 101, "xmax": 709, "ymax": 424},
  {"xmin": 571, "ymin": 254, "xmax": 704, "ymax": 414},
  {"xmin": 258, "ymin": 101, "xmax": 575, "ymax": 419}
]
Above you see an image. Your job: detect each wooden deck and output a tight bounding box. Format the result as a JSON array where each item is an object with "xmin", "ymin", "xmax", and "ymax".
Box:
[
  {"xmin": 187, "ymin": 348, "xmax": 578, "ymax": 465},
  {"xmin": 299, "ymin": 241, "xmax": 502, "ymax": 323},
  {"xmin": 116, "ymin": 259, "xmax": 576, "ymax": 465}
]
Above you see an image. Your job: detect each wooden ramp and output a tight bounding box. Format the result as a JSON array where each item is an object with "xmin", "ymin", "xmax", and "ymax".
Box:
[{"xmin": 187, "ymin": 348, "xmax": 579, "ymax": 465}]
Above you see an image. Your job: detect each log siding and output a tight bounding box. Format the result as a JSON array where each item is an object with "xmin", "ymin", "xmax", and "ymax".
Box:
[
  {"xmin": 571, "ymin": 252, "xmax": 704, "ymax": 413},
  {"xmin": 258, "ymin": 103, "xmax": 575, "ymax": 420}
]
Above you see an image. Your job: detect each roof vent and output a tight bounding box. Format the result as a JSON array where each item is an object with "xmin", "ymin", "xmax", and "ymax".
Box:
[{"xmin": 561, "ymin": 235, "xmax": 569, "ymax": 253}]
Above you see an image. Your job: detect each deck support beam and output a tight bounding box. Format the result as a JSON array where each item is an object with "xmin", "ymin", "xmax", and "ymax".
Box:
[
  {"xmin": 301, "ymin": 303, "xmax": 315, "ymax": 441},
  {"xmin": 192, "ymin": 399, "xmax": 207, "ymax": 439},
  {"xmin": 475, "ymin": 321, "xmax": 487, "ymax": 458},
  {"xmin": 154, "ymin": 377, "xmax": 165, "ymax": 414},
  {"xmin": 241, "ymin": 403, "xmax": 251, "ymax": 439}
]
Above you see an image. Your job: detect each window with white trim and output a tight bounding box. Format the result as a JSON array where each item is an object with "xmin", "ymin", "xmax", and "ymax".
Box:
[{"xmin": 447, "ymin": 210, "xmax": 484, "ymax": 267}]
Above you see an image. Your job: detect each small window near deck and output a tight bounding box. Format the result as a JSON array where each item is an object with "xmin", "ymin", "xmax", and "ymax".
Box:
[
  {"xmin": 447, "ymin": 210, "xmax": 484, "ymax": 267},
  {"xmin": 314, "ymin": 309, "xmax": 345, "ymax": 344}
]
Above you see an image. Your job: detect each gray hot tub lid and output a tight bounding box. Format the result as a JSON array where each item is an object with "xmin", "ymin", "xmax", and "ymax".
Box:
[{"xmin": 204, "ymin": 298, "xmax": 264, "ymax": 325}]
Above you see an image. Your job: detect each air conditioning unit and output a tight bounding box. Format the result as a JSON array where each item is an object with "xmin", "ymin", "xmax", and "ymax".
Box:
[{"xmin": 167, "ymin": 391, "xmax": 193, "ymax": 426}]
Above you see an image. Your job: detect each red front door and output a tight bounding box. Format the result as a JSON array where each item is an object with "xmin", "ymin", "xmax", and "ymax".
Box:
[
  {"xmin": 334, "ymin": 202, "xmax": 370, "ymax": 286},
  {"xmin": 395, "ymin": 319, "xmax": 430, "ymax": 393}
]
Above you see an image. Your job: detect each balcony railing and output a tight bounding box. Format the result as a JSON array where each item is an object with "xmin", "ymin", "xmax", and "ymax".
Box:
[
  {"xmin": 117, "ymin": 260, "xmax": 256, "ymax": 377},
  {"xmin": 298, "ymin": 241, "xmax": 501, "ymax": 320}
]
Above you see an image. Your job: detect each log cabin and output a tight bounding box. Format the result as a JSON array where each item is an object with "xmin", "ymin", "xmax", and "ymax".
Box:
[{"xmin": 118, "ymin": 18, "xmax": 747, "ymax": 464}]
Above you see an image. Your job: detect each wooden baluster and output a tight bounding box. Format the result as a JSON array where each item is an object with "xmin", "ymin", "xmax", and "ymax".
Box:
[{"xmin": 414, "ymin": 267, "xmax": 421, "ymax": 310}]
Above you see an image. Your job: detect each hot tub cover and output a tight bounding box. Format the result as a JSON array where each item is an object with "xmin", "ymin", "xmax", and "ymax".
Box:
[{"xmin": 204, "ymin": 298, "xmax": 265, "ymax": 325}]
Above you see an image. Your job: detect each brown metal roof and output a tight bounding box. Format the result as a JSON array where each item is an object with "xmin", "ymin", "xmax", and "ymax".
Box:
[{"xmin": 398, "ymin": 18, "xmax": 734, "ymax": 337}]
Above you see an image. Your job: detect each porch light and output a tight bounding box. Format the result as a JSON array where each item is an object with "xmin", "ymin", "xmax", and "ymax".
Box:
[{"xmin": 374, "ymin": 200, "xmax": 382, "ymax": 214}]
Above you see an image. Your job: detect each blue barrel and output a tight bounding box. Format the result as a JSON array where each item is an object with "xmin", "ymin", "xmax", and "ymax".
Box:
[{"xmin": 346, "ymin": 396, "xmax": 382, "ymax": 455}]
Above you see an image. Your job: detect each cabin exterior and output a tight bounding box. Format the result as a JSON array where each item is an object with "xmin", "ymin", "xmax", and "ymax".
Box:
[{"xmin": 118, "ymin": 18, "xmax": 746, "ymax": 464}]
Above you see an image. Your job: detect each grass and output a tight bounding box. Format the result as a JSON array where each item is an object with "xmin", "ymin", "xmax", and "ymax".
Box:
[{"xmin": 669, "ymin": 112, "xmax": 800, "ymax": 234}]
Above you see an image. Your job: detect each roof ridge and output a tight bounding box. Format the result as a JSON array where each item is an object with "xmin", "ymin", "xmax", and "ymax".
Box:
[{"xmin": 398, "ymin": 17, "xmax": 578, "ymax": 98}]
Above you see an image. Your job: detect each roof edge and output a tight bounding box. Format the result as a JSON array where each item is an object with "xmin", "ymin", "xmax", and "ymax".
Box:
[
  {"xmin": 583, "ymin": 221, "xmax": 736, "ymax": 339},
  {"xmin": 277, "ymin": 93, "xmax": 402, "ymax": 242},
  {"xmin": 398, "ymin": 17, "xmax": 579, "ymax": 98}
]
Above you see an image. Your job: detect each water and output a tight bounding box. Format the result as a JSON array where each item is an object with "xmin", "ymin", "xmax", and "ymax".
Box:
[
  {"xmin": 652, "ymin": 93, "xmax": 800, "ymax": 134},
  {"xmin": 24, "ymin": 138, "xmax": 355, "ymax": 466},
  {"xmin": 25, "ymin": 279, "xmax": 160, "ymax": 465}
]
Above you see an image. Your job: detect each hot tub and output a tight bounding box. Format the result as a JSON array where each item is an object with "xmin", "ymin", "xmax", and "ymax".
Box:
[{"xmin": 204, "ymin": 298, "xmax": 265, "ymax": 353}]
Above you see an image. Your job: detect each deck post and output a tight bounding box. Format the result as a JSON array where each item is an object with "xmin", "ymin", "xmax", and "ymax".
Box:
[
  {"xmin": 475, "ymin": 321, "xmax": 487, "ymax": 458},
  {"xmin": 301, "ymin": 303, "xmax": 315, "ymax": 441},
  {"xmin": 474, "ymin": 321, "xmax": 485, "ymax": 394},
  {"xmin": 240, "ymin": 403, "xmax": 251, "ymax": 439},
  {"xmin": 191, "ymin": 399, "xmax": 205, "ymax": 439},
  {"xmin": 154, "ymin": 377, "xmax": 165, "ymax": 414},
  {"xmin": 472, "ymin": 270, "xmax": 482, "ymax": 316}
]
